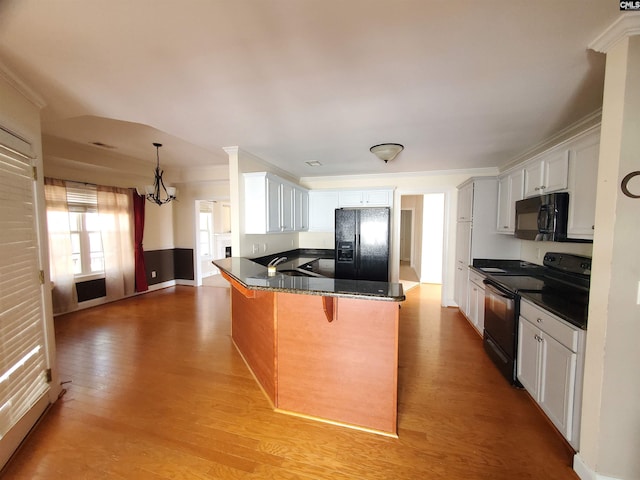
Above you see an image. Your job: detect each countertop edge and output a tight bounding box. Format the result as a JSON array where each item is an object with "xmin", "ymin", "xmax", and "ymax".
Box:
[{"xmin": 214, "ymin": 258, "xmax": 405, "ymax": 302}]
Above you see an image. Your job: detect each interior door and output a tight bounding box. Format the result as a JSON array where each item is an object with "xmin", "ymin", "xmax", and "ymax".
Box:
[{"xmin": 0, "ymin": 133, "xmax": 51, "ymax": 468}]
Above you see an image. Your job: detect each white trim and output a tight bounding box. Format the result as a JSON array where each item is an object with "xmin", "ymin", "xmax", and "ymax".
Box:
[
  {"xmin": 0, "ymin": 394, "xmax": 49, "ymax": 469},
  {"xmin": 589, "ymin": 12, "xmax": 640, "ymax": 54},
  {"xmin": 147, "ymin": 280, "xmax": 177, "ymax": 291},
  {"xmin": 500, "ymin": 111, "xmax": 601, "ymax": 173},
  {"xmin": 573, "ymin": 453, "xmax": 622, "ymax": 480},
  {"xmin": 0, "ymin": 60, "xmax": 46, "ymax": 109},
  {"xmin": 176, "ymin": 279, "xmax": 196, "ymax": 287},
  {"xmin": 76, "ymin": 296, "xmax": 109, "ymax": 310},
  {"xmin": 300, "ymin": 167, "xmax": 498, "ymax": 185}
]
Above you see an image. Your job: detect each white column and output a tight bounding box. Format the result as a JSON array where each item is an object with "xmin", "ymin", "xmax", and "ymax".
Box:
[{"xmin": 575, "ymin": 15, "xmax": 640, "ymax": 480}]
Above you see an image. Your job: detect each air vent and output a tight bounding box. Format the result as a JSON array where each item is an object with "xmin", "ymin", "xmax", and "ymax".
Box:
[
  {"xmin": 90, "ymin": 141, "xmax": 116, "ymax": 149},
  {"xmin": 305, "ymin": 160, "xmax": 322, "ymax": 167}
]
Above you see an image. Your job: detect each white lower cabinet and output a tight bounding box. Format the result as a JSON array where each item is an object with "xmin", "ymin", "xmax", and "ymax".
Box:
[
  {"xmin": 466, "ymin": 270, "xmax": 485, "ymax": 334},
  {"xmin": 517, "ymin": 299, "xmax": 585, "ymax": 449},
  {"xmin": 455, "ymin": 263, "xmax": 469, "ymax": 316}
]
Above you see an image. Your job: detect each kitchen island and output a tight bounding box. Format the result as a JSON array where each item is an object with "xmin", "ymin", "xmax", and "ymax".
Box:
[{"xmin": 213, "ymin": 257, "xmax": 405, "ymax": 436}]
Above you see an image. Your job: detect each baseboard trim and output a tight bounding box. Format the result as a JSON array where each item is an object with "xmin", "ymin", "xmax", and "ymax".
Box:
[
  {"xmin": 573, "ymin": 453, "xmax": 622, "ymax": 480},
  {"xmin": 147, "ymin": 280, "xmax": 177, "ymax": 291}
]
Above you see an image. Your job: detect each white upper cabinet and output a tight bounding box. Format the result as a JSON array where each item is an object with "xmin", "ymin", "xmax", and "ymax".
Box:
[
  {"xmin": 308, "ymin": 191, "xmax": 339, "ymax": 232},
  {"xmin": 523, "ymin": 148, "xmax": 569, "ymax": 198},
  {"xmin": 244, "ymin": 172, "xmax": 308, "ymax": 234},
  {"xmin": 499, "ymin": 126, "xmax": 599, "ymax": 241},
  {"xmin": 566, "ymin": 130, "xmax": 600, "ymax": 239},
  {"xmin": 496, "ymin": 169, "xmax": 524, "ymax": 233},
  {"xmin": 456, "ymin": 182, "xmax": 474, "ymax": 221},
  {"xmin": 293, "ymin": 187, "xmax": 309, "ymax": 231},
  {"xmin": 265, "ymin": 175, "xmax": 282, "ymax": 233},
  {"xmin": 280, "ymin": 182, "xmax": 295, "ymax": 232},
  {"xmin": 338, "ymin": 189, "xmax": 392, "ymax": 207},
  {"xmin": 308, "ymin": 189, "xmax": 392, "ymax": 232}
]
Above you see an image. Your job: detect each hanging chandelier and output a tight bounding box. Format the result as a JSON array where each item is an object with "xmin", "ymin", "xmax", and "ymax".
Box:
[{"xmin": 144, "ymin": 142, "xmax": 176, "ymax": 205}]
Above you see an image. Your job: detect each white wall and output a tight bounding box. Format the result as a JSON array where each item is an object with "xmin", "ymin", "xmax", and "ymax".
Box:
[
  {"xmin": 519, "ymin": 239, "xmax": 592, "ymax": 265},
  {"xmin": 172, "ymin": 181, "xmax": 230, "ymax": 249},
  {"xmin": 400, "ymin": 195, "xmax": 425, "ymax": 279},
  {"xmin": 225, "ymin": 146, "xmax": 300, "ymax": 259},
  {"xmin": 575, "ymin": 33, "xmax": 640, "ymax": 480},
  {"xmin": 422, "ymin": 193, "xmax": 444, "ymax": 284}
]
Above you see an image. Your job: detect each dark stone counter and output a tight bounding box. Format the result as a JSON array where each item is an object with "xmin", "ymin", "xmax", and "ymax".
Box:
[
  {"xmin": 470, "ymin": 259, "xmax": 588, "ymax": 329},
  {"xmin": 213, "ymin": 257, "xmax": 405, "ymax": 302}
]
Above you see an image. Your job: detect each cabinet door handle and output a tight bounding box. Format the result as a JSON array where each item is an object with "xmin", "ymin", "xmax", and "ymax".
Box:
[
  {"xmin": 536, "ymin": 317, "xmax": 543, "ymax": 324},
  {"xmin": 540, "ymin": 185, "xmax": 546, "ymax": 190},
  {"xmin": 534, "ymin": 187, "xmax": 540, "ymax": 191}
]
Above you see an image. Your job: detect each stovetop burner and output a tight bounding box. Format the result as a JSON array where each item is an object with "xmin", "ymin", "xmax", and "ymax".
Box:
[{"xmin": 479, "ymin": 253, "xmax": 591, "ymax": 328}]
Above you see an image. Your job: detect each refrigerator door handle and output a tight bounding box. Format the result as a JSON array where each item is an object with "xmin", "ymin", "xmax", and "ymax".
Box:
[{"xmin": 356, "ymin": 233, "xmax": 360, "ymax": 275}]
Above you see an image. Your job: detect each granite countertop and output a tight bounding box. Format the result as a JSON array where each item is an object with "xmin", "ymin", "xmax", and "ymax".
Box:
[
  {"xmin": 470, "ymin": 259, "xmax": 588, "ymax": 329},
  {"xmin": 213, "ymin": 257, "xmax": 405, "ymax": 302}
]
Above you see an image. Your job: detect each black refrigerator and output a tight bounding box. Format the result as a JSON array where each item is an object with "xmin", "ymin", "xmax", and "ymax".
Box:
[{"xmin": 335, "ymin": 207, "xmax": 390, "ymax": 282}]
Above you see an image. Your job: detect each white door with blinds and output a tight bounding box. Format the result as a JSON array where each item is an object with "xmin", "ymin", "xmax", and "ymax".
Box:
[{"xmin": 0, "ymin": 132, "xmax": 51, "ymax": 468}]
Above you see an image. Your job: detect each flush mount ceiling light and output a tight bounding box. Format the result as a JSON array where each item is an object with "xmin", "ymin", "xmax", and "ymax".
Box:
[
  {"xmin": 370, "ymin": 143, "xmax": 404, "ymax": 163},
  {"xmin": 144, "ymin": 142, "xmax": 176, "ymax": 206}
]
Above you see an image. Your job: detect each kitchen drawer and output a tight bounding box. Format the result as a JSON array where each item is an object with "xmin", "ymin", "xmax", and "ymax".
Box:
[
  {"xmin": 520, "ymin": 299, "xmax": 579, "ymax": 351},
  {"xmin": 469, "ymin": 270, "xmax": 485, "ymax": 286}
]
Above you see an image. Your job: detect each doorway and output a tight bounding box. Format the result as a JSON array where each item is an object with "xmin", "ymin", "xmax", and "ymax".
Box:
[
  {"xmin": 398, "ymin": 193, "xmax": 445, "ymax": 292},
  {"xmin": 194, "ymin": 199, "xmax": 231, "ymax": 287}
]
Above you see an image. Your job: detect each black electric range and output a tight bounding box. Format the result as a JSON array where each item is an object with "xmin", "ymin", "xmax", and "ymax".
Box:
[
  {"xmin": 476, "ymin": 253, "xmax": 590, "ymax": 386},
  {"xmin": 480, "ymin": 254, "xmax": 591, "ymax": 329}
]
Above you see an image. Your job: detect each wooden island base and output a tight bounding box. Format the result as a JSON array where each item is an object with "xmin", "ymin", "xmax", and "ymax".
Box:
[{"xmin": 223, "ymin": 273, "xmax": 400, "ymax": 436}]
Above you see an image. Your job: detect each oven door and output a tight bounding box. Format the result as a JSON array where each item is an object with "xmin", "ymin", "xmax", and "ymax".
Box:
[{"xmin": 483, "ymin": 282, "xmax": 518, "ymax": 359}]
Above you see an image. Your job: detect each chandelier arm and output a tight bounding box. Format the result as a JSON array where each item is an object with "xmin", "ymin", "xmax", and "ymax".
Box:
[{"xmin": 145, "ymin": 142, "xmax": 176, "ymax": 206}]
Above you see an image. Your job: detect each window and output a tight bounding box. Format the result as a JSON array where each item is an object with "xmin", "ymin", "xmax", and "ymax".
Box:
[
  {"xmin": 65, "ymin": 184, "xmax": 104, "ymax": 276},
  {"xmin": 199, "ymin": 202, "xmax": 213, "ymax": 257}
]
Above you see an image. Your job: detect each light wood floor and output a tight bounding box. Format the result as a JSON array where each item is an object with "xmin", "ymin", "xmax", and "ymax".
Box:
[
  {"xmin": 2, "ymin": 284, "xmax": 578, "ymax": 479},
  {"xmin": 399, "ymin": 261, "xmax": 419, "ymax": 291}
]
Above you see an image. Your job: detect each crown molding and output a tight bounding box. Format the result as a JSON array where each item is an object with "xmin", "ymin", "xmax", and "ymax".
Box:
[
  {"xmin": 589, "ymin": 12, "xmax": 640, "ymax": 53},
  {"xmin": 299, "ymin": 166, "xmax": 498, "ymax": 185},
  {"xmin": 0, "ymin": 60, "xmax": 46, "ymax": 109},
  {"xmin": 500, "ymin": 109, "xmax": 601, "ymax": 173}
]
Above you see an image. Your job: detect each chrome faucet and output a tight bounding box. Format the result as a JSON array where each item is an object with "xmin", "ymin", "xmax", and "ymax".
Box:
[{"xmin": 268, "ymin": 256, "xmax": 288, "ymax": 267}]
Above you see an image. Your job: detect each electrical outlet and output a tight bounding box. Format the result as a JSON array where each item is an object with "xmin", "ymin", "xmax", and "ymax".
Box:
[
  {"xmin": 252, "ymin": 244, "xmax": 259, "ymax": 254},
  {"xmin": 151, "ymin": 271, "xmax": 157, "ymax": 278},
  {"xmin": 262, "ymin": 243, "xmax": 268, "ymax": 252}
]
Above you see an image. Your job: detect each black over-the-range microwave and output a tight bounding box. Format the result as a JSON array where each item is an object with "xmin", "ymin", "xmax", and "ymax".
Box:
[{"xmin": 514, "ymin": 192, "xmax": 591, "ymax": 243}]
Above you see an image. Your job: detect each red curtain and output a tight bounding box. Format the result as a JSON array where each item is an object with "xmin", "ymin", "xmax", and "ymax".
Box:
[{"xmin": 133, "ymin": 191, "xmax": 149, "ymax": 292}]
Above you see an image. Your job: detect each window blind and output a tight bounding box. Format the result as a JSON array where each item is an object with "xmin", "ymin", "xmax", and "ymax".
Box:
[
  {"xmin": 0, "ymin": 145, "xmax": 49, "ymax": 441},
  {"xmin": 65, "ymin": 182, "xmax": 97, "ymax": 212}
]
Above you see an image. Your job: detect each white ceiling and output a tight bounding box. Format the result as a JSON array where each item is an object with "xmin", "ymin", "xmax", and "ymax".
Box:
[{"xmin": 0, "ymin": 1, "xmax": 621, "ymax": 179}]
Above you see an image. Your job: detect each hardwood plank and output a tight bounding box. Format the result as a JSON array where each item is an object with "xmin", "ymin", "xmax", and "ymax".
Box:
[{"xmin": 1, "ymin": 284, "xmax": 578, "ymax": 479}]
